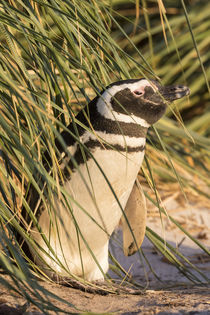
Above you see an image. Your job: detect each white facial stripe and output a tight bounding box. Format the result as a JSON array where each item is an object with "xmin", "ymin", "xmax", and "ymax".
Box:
[
  {"xmin": 108, "ymin": 80, "xmax": 157, "ymax": 94},
  {"xmin": 97, "ymin": 97, "xmax": 150, "ymax": 128},
  {"xmin": 106, "ymin": 111, "xmax": 150, "ymax": 128},
  {"xmin": 96, "ymin": 79, "xmax": 154, "ymax": 128}
]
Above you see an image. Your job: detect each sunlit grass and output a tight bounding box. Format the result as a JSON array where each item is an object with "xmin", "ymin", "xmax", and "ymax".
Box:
[{"xmin": 0, "ymin": 0, "xmax": 209, "ymax": 312}]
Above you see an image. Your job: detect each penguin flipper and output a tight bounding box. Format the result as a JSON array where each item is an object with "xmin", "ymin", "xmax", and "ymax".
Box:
[{"xmin": 121, "ymin": 179, "xmax": 147, "ymax": 256}]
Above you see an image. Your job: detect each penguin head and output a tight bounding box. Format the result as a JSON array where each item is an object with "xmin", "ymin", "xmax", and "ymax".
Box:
[{"xmin": 98, "ymin": 79, "xmax": 190, "ymax": 126}]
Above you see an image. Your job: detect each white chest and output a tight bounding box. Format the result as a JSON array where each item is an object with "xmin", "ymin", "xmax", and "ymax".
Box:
[
  {"xmin": 33, "ymin": 141, "xmax": 145, "ymax": 280},
  {"xmin": 62, "ymin": 147, "xmax": 145, "ymax": 234}
]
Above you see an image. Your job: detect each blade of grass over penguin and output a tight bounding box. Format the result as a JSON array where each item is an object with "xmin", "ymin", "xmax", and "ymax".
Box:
[{"xmin": 0, "ymin": 0, "xmax": 209, "ymax": 311}]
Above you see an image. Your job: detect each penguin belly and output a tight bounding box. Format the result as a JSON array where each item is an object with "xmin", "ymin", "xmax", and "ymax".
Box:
[{"xmin": 31, "ymin": 148, "xmax": 145, "ymax": 281}]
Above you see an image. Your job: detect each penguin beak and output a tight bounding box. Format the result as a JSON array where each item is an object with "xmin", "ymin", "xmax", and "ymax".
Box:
[{"xmin": 159, "ymin": 85, "xmax": 190, "ymax": 102}]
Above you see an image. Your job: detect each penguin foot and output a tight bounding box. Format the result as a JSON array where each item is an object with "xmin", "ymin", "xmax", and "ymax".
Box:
[
  {"xmin": 52, "ymin": 274, "xmax": 142, "ymax": 295},
  {"xmin": 94, "ymin": 280, "xmax": 142, "ymax": 295},
  {"xmin": 52, "ymin": 274, "xmax": 110, "ymax": 295}
]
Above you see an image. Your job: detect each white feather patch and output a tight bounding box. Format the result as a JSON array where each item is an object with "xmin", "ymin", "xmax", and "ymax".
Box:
[
  {"xmin": 60, "ymin": 143, "xmax": 77, "ymax": 169},
  {"xmin": 80, "ymin": 130, "xmax": 146, "ymax": 148},
  {"xmin": 59, "ymin": 130, "xmax": 145, "ymax": 170}
]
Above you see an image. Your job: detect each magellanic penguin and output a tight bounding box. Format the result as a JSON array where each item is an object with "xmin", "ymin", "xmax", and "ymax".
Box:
[{"xmin": 27, "ymin": 79, "xmax": 190, "ymax": 282}]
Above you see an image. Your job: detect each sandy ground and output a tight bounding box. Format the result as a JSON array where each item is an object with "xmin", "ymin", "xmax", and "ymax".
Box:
[
  {"xmin": 0, "ymin": 283, "xmax": 209, "ymax": 314},
  {"xmin": 0, "ymin": 188, "xmax": 209, "ymax": 314}
]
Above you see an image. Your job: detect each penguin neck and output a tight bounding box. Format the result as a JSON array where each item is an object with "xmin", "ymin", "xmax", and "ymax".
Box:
[{"xmin": 87, "ymin": 97, "xmax": 149, "ymax": 140}]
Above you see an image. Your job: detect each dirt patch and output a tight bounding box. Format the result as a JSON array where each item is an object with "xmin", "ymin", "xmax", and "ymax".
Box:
[{"xmin": 0, "ymin": 281, "xmax": 209, "ymax": 314}]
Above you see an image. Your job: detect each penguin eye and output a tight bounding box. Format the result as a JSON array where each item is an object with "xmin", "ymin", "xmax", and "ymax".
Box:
[{"xmin": 133, "ymin": 90, "xmax": 144, "ymax": 97}]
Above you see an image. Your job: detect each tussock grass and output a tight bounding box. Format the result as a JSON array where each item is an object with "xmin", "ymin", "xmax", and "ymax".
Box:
[{"xmin": 0, "ymin": 0, "xmax": 209, "ymax": 312}]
